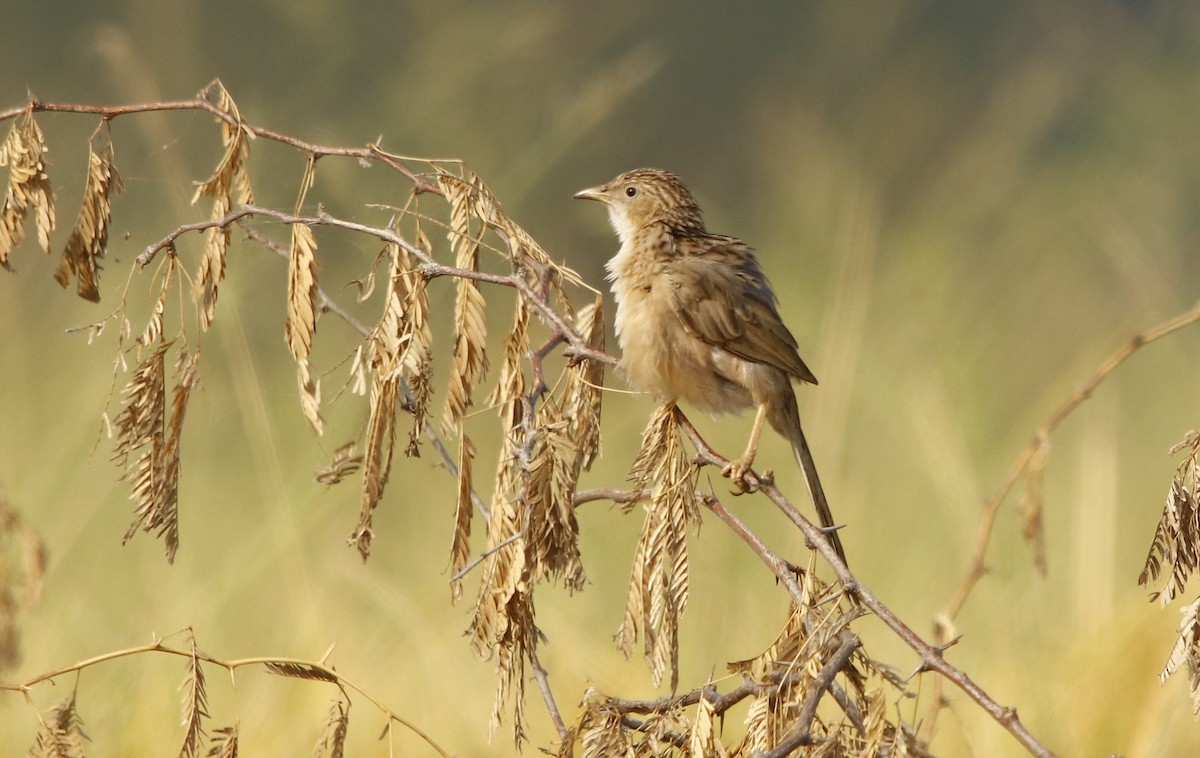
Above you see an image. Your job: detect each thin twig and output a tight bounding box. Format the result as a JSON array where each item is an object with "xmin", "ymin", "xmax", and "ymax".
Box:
[
  {"xmin": 529, "ymin": 645, "xmax": 568, "ymax": 740},
  {"xmin": 448, "ymin": 532, "xmax": 524, "ymax": 584},
  {"xmin": 572, "ymin": 488, "xmax": 650, "ymax": 507}
]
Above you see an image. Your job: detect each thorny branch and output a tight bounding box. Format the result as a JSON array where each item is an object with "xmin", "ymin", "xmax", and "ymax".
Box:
[
  {"xmin": 0, "ymin": 633, "xmax": 452, "ymax": 757},
  {"xmin": 136, "ymin": 203, "xmax": 617, "ymax": 370},
  {"xmin": 920, "ymin": 299, "xmax": 1200, "ymax": 741},
  {"xmin": 677, "ymin": 410, "xmax": 1055, "ymax": 758},
  {"xmin": 942, "ymin": 301, "xmax": 1200, "ymax": 624},
  {"xmin": 0, "ymin": 91, "xmax": 444, "ymax": 194}
]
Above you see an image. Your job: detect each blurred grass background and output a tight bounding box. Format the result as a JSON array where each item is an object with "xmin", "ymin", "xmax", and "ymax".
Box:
[{"xmin": 2, "ymin": 1, "xmax": 1200, "ymax": 754}]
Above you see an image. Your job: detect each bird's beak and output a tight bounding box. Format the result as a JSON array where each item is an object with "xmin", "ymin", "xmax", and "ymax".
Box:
[{"xmin": 573, "ymin": 185, "xmax": 608, "ymax": 203}]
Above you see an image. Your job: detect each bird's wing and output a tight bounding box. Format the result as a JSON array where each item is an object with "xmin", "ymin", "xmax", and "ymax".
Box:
[{"xmin": 666, "ymin": 236, "xmax": 817, "ymax": 384}]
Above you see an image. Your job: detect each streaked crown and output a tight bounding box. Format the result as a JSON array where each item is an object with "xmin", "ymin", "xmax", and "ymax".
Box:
[{"xmin": 575, "ymin": 168, "xmax": 706, "ymax": 244}]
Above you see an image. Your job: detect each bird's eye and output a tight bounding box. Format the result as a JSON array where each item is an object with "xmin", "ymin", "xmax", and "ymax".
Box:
[{"xmin": 625, "ymin": 186, "xmax": 638, "ymax": 198}]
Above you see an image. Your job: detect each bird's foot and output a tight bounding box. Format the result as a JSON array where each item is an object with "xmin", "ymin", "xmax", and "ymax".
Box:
[{"xmin": 722, "ymin": 457, "xmax": 759, "ymax": 493}]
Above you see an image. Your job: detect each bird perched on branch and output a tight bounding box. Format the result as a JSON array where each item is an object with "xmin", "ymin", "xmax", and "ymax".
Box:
[{"xmin": 575, "ymin": 168, "xmax": 847, "ymax": 565}]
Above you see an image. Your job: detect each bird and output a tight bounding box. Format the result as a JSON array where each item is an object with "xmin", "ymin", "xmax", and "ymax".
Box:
[{"xmin": 574, "ymin": 167, "xmax": 847, "ymax": 565}]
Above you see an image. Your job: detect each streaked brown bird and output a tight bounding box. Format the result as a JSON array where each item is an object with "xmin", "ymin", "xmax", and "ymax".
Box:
[{"xmin": 575, "ymin": 168, "xmax": 847, "ymax": 564}]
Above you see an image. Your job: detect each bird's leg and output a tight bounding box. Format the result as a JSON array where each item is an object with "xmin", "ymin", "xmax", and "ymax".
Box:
[{"xmin": 724, "ymin": 403, "xmax": 768, "ymax": 491}]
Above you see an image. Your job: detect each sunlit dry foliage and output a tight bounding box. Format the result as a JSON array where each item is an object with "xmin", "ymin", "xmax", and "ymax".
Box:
[
  {"xmin": 0, "ymin": 107, "xmax": 54, "ymax": 271},
  {"xmin": 286, "ymin": 157, "xmax": 323, "ymax": 434},
  {"xmin": 314, "ymin": 442, "xmax": 363, "ymax": 486},
  {"xmin": 566, "ymin": 562, "xmax": 931, "ymax": 756},
  {"xmin": 113, "ymin": 341, "xmax": 199, "ymax": 564},
  {"xmin": 571, "ymin": 688, "xmax": 634, "ymax": 758},
  {"xmin": 179, "ymin": 634, "xmax": 210, "ymax": 758},
  {"xmin": 55, "ymin": 123, "xmax": 122, "ymax": 301},
  {"xmin": 349, "ymin": 238, "xmax": 432, "ymax": 559},
  {"xmin": 265, "ymin": 661, "xmax": 340, "ymax": 683},
  {"xmin": 1161, "ymin": 597, "xmax": 1200, "ymax": 716},
  {"xmin": 313, "ymin": 700, "xmax": 349, "ymax": 758},
  {"xmin": 563, "ymin": 298, "xmax": 605, "ymax": 472},
  {"xmin": 617, "ymin": 404, "xmax": 701, "ymax": 691},
  {"xmin": 525, "ymin": 402, "xmax": 585, "ymax": 590},
  {"xmin": 192, "ymin": 82, "xmax": 254, "ymax": 330},
  {"xmin": 468, "ymin": 389, "xmax": 536, "ymax": 743},
  {"xmin": 729, "ymin": 569, "xmax": 870, "ymax": 754},
  {"xmin": 30, "ymin": 690, "xmax": 87, "ymax": 758},
  {"xmin": 288, "ymin": 224, "xmax": 320, "ymax": 389},
  {"xmin": 687, "ymin": 689, "xmax": 718, "ymax": 758},
  {"xmin": 1141, "ymin": 431, "xmax": 1200, "ymax": 606},
  {"xmin": 206, "ymin": 724, "xmax": 238, "ymax": 758},
  {"xmin": 449, "ymin": 435, "xmax": 475, "ymax": 603},
  {"xmin": 1142, "ymin": 431, "xmax": 1200, "ymax": 715},
  {"xmin": 438, "ymin": 172, "xmax": 489, "ymax": 437}
]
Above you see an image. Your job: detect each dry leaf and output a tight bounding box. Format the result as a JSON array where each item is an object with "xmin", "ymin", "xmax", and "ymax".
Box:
[
  {"xmin": 313, "ymin": 700, "xmax": 349, "ymax": 758},
  {"xmin": 265, "ymin": 661, "xmax": 338, "ymax": 683},
  {"xmin": 29, "ymin": 691, "xmax": 86, "ymax": 758},
  {"xmin": 450, "ymin": 435, "xmax": 475, "ymax": 603},
  {"xmin": 206, "ymin": 724, "xmax": 239, "ymax": 758},
  {"xmin": 1140, "ymin": 432, "xmax": 1200, "ymax": 605},
  {"xmin": 315, "ymin": 442, "xmax": 363, "ymax": 485},
  {"xmin": 296, "ymin": 358, "xmax": 324, "ymax": 436},
  {"xmin": 194, "ymin": 195, "xmax": 231, "ymax": 330},
  {"xmin": 55, "ymin": 125, "xmax": 122, "ymax": 301},
  {"xmin": 115, "ymin": 343, "xmax": 198, "ymax": 563},
  {"xmin": 618, "ymin": 404, "xmax": 699, "ymax": 690},
  {"xmin": 284, "ymin": 222, "xmax": 319, "ymax": 361},
  {"xmin": 179, "ymin": 634, "xmax": 210, "ymax": 758},
  {"xmin": 350, "ymin": 238, "xmax": 434, "ymax": 558},
  {"xmin": 0, "ymin": 108, "xmax": 56, "ymax": 271}
]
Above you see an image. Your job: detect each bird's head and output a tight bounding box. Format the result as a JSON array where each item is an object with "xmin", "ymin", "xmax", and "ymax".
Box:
[{"xmin": 574, "ymin": 168, "xmax": 705, "ymax": 245}]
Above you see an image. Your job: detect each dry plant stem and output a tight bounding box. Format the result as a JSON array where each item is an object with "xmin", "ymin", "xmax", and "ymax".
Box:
[
  {"xmin": 677, "ymin": 412, "xmax": 1055, "ymax": 758},
  {"xmin": 0, "ymin": 638, "xmax": 452, "ymax": 757},
  {"xmin": 0, "ymin": 96, "xmax": 443, "ymax": 193},
  {"xmin": 921, "ymin": 302, "xmax": 1200, "ymax": 745},
  {"xmin": 528, "ymin": 645, "xmax": 568, "ymax": 740},
  {"xmin": 613, "ymin": 668, "xmax": 821, "ymax": 718},
  {"xmin": 572, "ymin": 487, "xmax": 650, "ymax": 507},
  {"xmin": 943, "ymin": 300, "xmax": 1200, "ymax": 622},
  {"xmin": 138, "ymin": 205, "xmax": 617, "ymax": 370},
  {"xmin": 763, "ymin": 632, "xmax": 862, "ymax": 758},
  {"xmin": 448, "ymin": 532, "xmax": 524, "ymax": 583}
]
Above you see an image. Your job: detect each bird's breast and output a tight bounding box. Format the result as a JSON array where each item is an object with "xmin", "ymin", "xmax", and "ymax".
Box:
[{"xmin": 606, "ymin": 240, "xmax": 753, "ymax": 414}]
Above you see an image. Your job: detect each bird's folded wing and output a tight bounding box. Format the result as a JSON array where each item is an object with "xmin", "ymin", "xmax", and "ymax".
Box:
[{"xmin": 666, "ymin": 240, "xmax": 817, "ymax": 385}]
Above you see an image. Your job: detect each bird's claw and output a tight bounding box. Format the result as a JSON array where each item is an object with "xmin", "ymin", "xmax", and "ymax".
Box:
[{"xmin": 722, "ymin": 458, "xmax": 758, "ymax": 494}]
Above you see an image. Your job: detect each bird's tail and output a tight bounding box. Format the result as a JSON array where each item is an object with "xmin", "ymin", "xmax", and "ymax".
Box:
[{"xmin": 787, "ymin": 415, "xmax": 848, "ymax": 567}]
